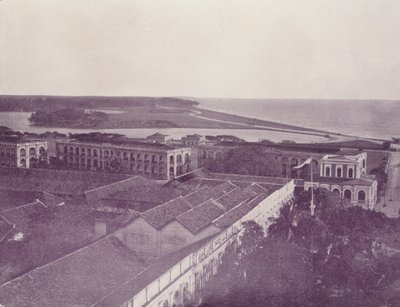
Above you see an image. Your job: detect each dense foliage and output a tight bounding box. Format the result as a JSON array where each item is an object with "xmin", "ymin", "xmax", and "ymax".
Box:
[
  {"xmin": 200, "ymin": 189, "xmax": 400, "ymax": 307},
  {"xmin": 0, "ymin": 95, "xmax": 198, "ymax": 112},
  {"xmin": 203, "ymin": 145, "xmax": 282, "ymax": 177},
  {"xmin": 29, "ymin": 108, "xmax": 108, "ymax": 127}
]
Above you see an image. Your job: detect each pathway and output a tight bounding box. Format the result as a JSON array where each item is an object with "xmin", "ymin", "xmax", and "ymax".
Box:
[{"xmin": 378, "ymin": 151, "xmax": 400, "ymax": 217}]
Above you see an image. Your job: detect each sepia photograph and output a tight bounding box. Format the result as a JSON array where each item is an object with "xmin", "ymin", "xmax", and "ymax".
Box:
[{"xmin": 0, "ymin": 1, "xmax": 400, "ymax": 306}]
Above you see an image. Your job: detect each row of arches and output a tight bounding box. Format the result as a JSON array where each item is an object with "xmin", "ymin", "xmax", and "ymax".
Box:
[
  {"xmin": 201, "ymin": 150, "xmax": 223, "ymax": 160},
  {"xmin": 169, "ymin": 153, "xmax": 190, "ymax": 164},
  {"xmin": 324, "ymin": 165, "xmax": 354, "ymax": 178},
  {"xmin": 310, "ymin": 186, "xmax": 367, "ymax": 203},
  {"xmin": 19, "ymin": 147, "xmax": 46, "ymax": 157},
  {"xmin": 331, "ymin": 188, "xmax": 366, "ymax": 202},
  {"xmin": 64, "ymin": 146, "xmax": 167, "ymax": 163}
]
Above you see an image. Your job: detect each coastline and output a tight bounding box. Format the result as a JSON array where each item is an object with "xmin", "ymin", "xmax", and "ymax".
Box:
[{"xmin": 26, "ymin": 104, "xmax": 345, "ymax": 141}]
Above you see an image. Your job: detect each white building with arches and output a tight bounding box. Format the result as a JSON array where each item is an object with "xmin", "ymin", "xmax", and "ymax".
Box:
[
  {"xmin": 55, "ymin": 140, "xmax": 191, "ymax": 180},
  {"xmin": 304, "ymin": 152, "xmax": 378, "ymax": 209},
  {"xmin": 0, "ymin": 139, "xmax": 47, "ymax": 168}
]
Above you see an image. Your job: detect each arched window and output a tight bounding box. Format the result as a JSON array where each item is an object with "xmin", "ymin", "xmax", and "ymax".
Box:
[
  {"xmin": 93, "ymin": 149, "xmax": 98, "ymax": 157},
  {"xmin": 177, "ymin": 154, "xmax": 182, "ymax": 162},
  {"xmin": 348, "ymin": 168, "xmax": 354, "ymax": 178},
  {"xmin": 20, "ymin": 148, "xmax": 26, "ymax": 156},
  {"xmin": 169, "ymin": 167, "xmax": 174, "ymax": 176},
  {"xmin": 336, "ymin": 167, "xmax": 342, "ymax": 177},
  {"xmin": 29, "ymin": 148, "xmax": 36, "ymax": 156},
  {"xmin": 170, "ymin": 155, "xmax": 174, "ymax": 163},
  {"xmin": 202, "ymin": 150, "xmax": 206, "ymax": 159},
  {"xmin": 63, "ymin": 146, "xmax": 68, "ymax": 154},
  {"xmin": 325, "ymin": 166, "xmax": 331, "ymax": 177},
  {"xmin": 152, "ymin": 154, "xmax": 156, "ymax": 162},
  {"xmin": 75, "ymin": 147, "xmax": 79, "ymax": 155},
  {"xmin": 39, "ymin": 147, "xmax": 46, "ymax": 155},
  {"xmin": 104, "ymin": 150, "xmax": 109, "ymax": 157},
  {"xmin": 358, "ymin": 190, "xmax": 366, "ymax": 202},
  {"xmin": 344, "ymin": 189, "xmax": 352, "ymax": 200},
  {"xmin": 130, "ymin": 153, "xmax": 135, "ymax": 161},
  {"xmin": 69, "ymin": 146, "xmax": 74, "ymax": 153},
  {"xmin": 20, "ymin": 159, "xmax": 26, "ymax": 167},
  {"xmin": 332, "ymin": 189, "xmax": 340, "ymax": 196}
]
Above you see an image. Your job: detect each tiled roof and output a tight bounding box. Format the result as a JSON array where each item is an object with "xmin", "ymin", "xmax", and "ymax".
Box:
[
  {"xmin": 183, "ymin": 182, "xmax": 237, "ymax": 207},
  {"xmin": 141, "ymin": 197, "xmax": 191, "ymax": 229},
  {"xmin": 216, "ymin": 187, "xmax": 258, "ymax": 211},
  {"xmin": 0, "ymin": 167, "xmax": 129, "ymax": 196},
  {"xmin": 43, "ymin": 192, "xmax": 65, "ymax": 207},
  {"xmin": 213, "ymin": 194, "xmax": 267, "ymax": 229},
  {"xmin": 0, "ymin": 200, "xmax": 49, "ymax": 235},
  {"xmin": 176, "ymin": 200, "xmax": 225, "ymax": 234},
  {"xmin": 0, "ymin": 188, "xmax": 44, "ymax": 211},
  {"xmin": 94, "ymin": 236, "xmax": 216, "ymax": 307},
  {"xmin": 0, "ymin": 216, "xmax": 14, "ymax": 242},
  {"xmin": 0, "ymin": 236, "xmax": 147, "ymax": 307}
]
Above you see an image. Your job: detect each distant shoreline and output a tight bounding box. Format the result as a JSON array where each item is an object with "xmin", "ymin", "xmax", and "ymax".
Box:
[{"xmin": 0, "ymin": 95, "xmax": 386, "ymax": 143}]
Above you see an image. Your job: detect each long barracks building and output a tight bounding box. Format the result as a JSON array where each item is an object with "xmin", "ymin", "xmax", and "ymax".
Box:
[{"xmin": 55, "ymin": 140, "xmax": 192, "ymax": 180}]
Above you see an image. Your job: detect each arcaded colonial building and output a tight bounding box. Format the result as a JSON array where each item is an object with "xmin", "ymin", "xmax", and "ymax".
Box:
[
  {"xmin": 0, "ymin": 140, "xmax": 47, "ymax": 168},
  {"xmin": 55, "ymin": 140, "xmax": 192, "ymax": 180},
  {"xmin": 304, "ymin": 152, "xmax": 378, "ymax": 209}
]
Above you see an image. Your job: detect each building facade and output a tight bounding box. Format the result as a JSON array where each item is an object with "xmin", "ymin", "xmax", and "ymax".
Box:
[
  {"xmin": 0, "ymin": 140, "xmax": 47, "ymax": 168},
  {"xmin": 304, "ymin": 153, "xmax": 378, "ymax": 209},
  {"xmin": 182, "ymin": 134, "xmax": 206, "ymax": 147},
  {"xmin": 55, "ymin": 140, "xmax": 192, "ymax": 180},
  {"xmin": 106, "ymin": 180, "xmax": 295, "ymax": 307}
]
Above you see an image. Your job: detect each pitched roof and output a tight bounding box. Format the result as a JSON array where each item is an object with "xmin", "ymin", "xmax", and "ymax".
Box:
[
  {"xmin": 322, "ymin": 153, "xmax": 362, "ymax": 162},
  {"xmin": 43, "ymin": 192, "xmax": 65, "ymax": 207},
  {"xmin": 93, "ymin": 236, "xmax": 215, "ymax": 307},
  {"xmin": 213, "ymin": 194, "xmax": 267, "ymax": 229},
  {"xmin": 0, "ymin": 236, "xmax": 147, "ymax": 307},
  {"xmin": 216, "ymin": 186, "xmax": 259, "ymax": 211},
  {"xmin": 183, "ymin": 181, "xmax": 237, "ymax": 207},
  {"xmin": 0, "ymin": 200, "xmax": 49, "ymax": 235},
  {"xmin": 140, "ymin": 197, "xmax": 191, "ymax": 229},
  {"xmin": 176, "ymin": 200, "xmax": 225, "ymax": 234},
  {"xmin": 0, "ymin": 216, "xmax": 14, "ymax": 242}
]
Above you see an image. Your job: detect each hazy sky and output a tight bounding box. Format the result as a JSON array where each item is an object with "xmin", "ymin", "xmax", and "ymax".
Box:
[{"xmin": 0, "ymin": 0, "xmax": 399, "ymax": 99}]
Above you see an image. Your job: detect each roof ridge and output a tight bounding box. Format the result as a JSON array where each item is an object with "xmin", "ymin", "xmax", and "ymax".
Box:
[
  {"xmin": 84, "ymin": 176, "xmax": 141, "ymax": 194},
  {"xmin": 0, "ymin": 199, "xmax": 43, "ymax": 214},
  {"xmin": 141, "ymin": 195, "xmax": 186, "ymax": 216},
  {"xmin": 0, "ymin": 234, "xmax": 121, "ymax": 290}
]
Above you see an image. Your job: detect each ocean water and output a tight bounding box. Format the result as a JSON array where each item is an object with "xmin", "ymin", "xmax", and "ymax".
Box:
[
  {"xmin": 0, "ymin": 112, "xmax": 326, "ymax": 143},
  {"xmin": 197, "ymin": 98, "xmax": 400, "ymax": 140}
]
